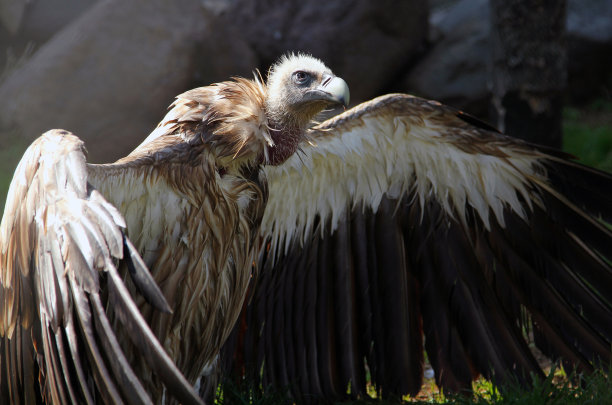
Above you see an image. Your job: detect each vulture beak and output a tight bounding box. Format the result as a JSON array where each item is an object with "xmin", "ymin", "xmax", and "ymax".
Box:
[{"xmin": 305, "ymin": 74, "xmax": 350, "ymax": 107}]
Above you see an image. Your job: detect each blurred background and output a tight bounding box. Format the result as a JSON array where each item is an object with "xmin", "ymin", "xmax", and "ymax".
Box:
[{"xmin": 0, "ymin": 0, "xmax": 611, "ymax": 210}]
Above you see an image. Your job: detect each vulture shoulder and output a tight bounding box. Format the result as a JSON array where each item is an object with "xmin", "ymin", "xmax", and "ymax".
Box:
[
  {"xmin": 222, "ymin": 94, "xmax": 612, "ymax": 401},
  {"xmin": 0, "ymin": 130, "xmax": 203, "ymax": 404}
]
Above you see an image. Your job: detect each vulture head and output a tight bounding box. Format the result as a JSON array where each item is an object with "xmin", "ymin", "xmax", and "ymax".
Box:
[
  {"xmin": 264, "ymin": 54, "xmax": 350, "ymax": 165},
  {"xmin": 265, "ymin": 54, "xmax": 350, "ymax": 129}
]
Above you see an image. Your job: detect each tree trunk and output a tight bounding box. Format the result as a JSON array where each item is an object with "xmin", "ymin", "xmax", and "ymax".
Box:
[{"xmin": 489, "ymin": 0, "xmax": 567, "ymax": 148}]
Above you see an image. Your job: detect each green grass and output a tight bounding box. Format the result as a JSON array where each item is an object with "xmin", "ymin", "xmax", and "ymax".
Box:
[
  {"xmin": 562, "ymin": 100, "xmax": 612, "ymax": 172},
  {"xmin": 214, "ymin": 378, "xmax": 293, "ymax": 405},
  {"xmin": 445, "ymin": 368, "xmax": 611, "ymax": 405},
  {"xmin": 216, "ymin": 367, "xmax": 612, "ymax": 404}
]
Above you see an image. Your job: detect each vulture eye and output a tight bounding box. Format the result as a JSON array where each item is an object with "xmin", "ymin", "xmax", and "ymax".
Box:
[{"xmin": 292, "ymin": 71, "xmax": 310, "ymax": 85}]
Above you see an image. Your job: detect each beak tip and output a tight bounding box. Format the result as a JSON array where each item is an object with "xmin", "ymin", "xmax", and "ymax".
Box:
[
  {"xmin": 333, "ymin": 77, "xmax": 350, "ymax": 107},
  {"xmin": 323, "ymin": 76, "xmax": 350, "ymax": 108}
]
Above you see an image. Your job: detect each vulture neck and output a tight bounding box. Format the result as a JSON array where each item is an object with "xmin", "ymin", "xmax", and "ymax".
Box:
[{"xmin": 266, "ymin": 118, "xmax": 304, "ymax": 166}]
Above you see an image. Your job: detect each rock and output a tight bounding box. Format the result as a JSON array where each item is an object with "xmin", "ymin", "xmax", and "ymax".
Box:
[
  {"xmin": 0, "ymin": 0, "xmax": 28, "ymax": 34},
  {"xmin": 429, "ymin": 0, "xmax": 488, "ymax": 37},
  {"xmin": 217, "ymin": 0, "xmax": 428, "ymax": 103},
  {"xmin": 402, "ymin": 0, "xmax": 490, "ymax": 116},
  {"xmin": 0, "ymin": 0, "xmax": 98, "ymax": 80},
  {"xmin": 12, "ymin": 0, "xmax": 98, "ymax": 41},
  {"xmin": 567, "ymin": 0, "xmax": 612, "ymax": 44},
  {"xmin": 0, "ymin": 0, "xmax": 256, "ymax": 163},
  {"xmin": 402, "ymin": 0, "xmax": 612, "ymax": 116}
]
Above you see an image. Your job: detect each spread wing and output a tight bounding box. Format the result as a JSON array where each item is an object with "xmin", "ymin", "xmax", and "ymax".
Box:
[
  {"xmin": 0, "ymin": 130, "xmax": 203, "ymax": 404},
  {"xmin": 221, "ymin": 94, "xmax": 612, "ymax": 401}
]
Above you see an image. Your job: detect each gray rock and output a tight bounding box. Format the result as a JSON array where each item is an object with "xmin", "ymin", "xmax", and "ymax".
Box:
[
  {"xmin": 12, "ymin": 0, "xmax": 98, "ymax": 41},
  {"xmin": 0, "ymin": 0, "xmax": 256, "ymax": 163},
  {"xmin": 0, "ymin": 0, "xmax": 28, "ymax": 34},
  {"xmin": 429, "ymin": 0, "xmax": 488, "ymax": 38},
  {"xmin": 567, "ymin": 0, "xmax": 612, "ymax": 44},
  {"xmin": 0, "ymin": 0, "xmax": 98, "ymax": 78},
  {"xmin": 403, "ymin": 0, "xmax": 490, "ymax": 116},
  {"xmin": 403, "ymin": 0, "xmax": 612, "ymax": 115}
]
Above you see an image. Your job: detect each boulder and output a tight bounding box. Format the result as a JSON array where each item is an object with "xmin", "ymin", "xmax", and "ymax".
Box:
[
  {"xmin": 567, "ymin": 0, "xmax": 612, "ymax": 44},
  {"xmin": 402, "ymin": 0, "xmax": 612, "ymax": 116},
  {"xmin": 403, "ymin": 0, "xmax": 490, "ymax": 116},
  {"xmin": 1, "ymin": 0, "xmax": 98, "ymax": 39},
  {"xmin": 0, "ymin": 0, "xmax": 28, "ymax": 34},
  {"xmin": 0, "ymin": 0, "xmax": 98, "ymax": 80},
  {"xmin": 0, "ymin": 0, "xmax": 256, "ymax": 162}
]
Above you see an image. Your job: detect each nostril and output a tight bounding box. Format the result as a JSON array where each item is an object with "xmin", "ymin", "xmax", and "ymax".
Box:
[{"xmin": 321, "ymin": 75, "xmax": 332, "ymax": 87}]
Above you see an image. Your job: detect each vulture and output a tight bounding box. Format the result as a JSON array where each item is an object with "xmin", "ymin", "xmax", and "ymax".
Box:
[{"xmin": 0, "ymin": 53, "xmax": 610, "ymax": 404}]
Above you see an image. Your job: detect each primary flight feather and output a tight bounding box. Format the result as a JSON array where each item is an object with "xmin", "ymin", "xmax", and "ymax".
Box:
[{"xmin": 1, "ymin": 54, "xmax": 610, "ymax": 404}]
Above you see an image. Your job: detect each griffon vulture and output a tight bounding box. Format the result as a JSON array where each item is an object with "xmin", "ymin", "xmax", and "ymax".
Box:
[{"xmin": 1, "ymin": 54, "xmax": 611, "ymax": 404}]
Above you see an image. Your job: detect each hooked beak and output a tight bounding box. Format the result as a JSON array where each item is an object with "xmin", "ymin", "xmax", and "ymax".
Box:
[{"xmin": 304, "ymin": 74, "xmax": 350, "ymax": 107}]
